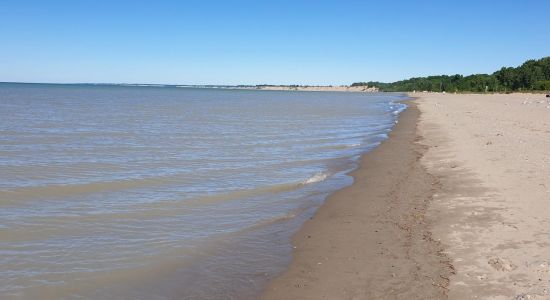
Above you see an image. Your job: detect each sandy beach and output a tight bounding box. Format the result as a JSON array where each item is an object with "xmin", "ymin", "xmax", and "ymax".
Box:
[
  {"xmin": 261, "ymin": 92, "xmax": 550, "ymax": 299},
  {"xmin": 418, "ymin": 93, "xmax": 550, "ymax": 299}
]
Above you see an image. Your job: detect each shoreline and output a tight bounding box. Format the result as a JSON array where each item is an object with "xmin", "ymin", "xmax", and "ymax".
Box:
[
  {"xmin": 260, "ymin": 92, "xmax": 550, "ymax": 299},
  {"xmin": 261, "ymin": 99, "xmax": 454, "ymax": 299}
]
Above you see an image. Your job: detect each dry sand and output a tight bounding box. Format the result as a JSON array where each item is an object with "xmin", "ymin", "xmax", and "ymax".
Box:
[
  {"xmin": 417, "ymin": 93, "xmax": 550, "ymax": 299},
  {"xmin": 261, "ymin": 92, "xmax": 550, "ymax": 299}
]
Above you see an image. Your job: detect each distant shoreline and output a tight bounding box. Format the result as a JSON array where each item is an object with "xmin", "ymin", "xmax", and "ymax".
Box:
[
  {"xmin": 229, "ymin": 85, "xmax": 379, "ymax": 92},
  {"xmin": 0, "ymin": 82, "xmax": 378, "ymax": 92},
  {"xmin": 2, "ymin": 81, "xmax": 546, "ymax": 95}
]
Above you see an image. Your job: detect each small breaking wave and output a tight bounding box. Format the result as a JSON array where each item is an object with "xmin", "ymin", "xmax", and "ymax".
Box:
[
  {"xmin": 301, "ymin": 172, "xmax": 330, "ymax": 185},
  {"xmin": 391, "ymin": 102, "xmax": 407, "ymax": 115}
]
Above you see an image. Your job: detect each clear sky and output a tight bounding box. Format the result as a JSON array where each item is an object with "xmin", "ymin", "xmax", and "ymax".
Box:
[{"xmin": 1, "ymin": 0, "xmax": 549, "ymax": 85}]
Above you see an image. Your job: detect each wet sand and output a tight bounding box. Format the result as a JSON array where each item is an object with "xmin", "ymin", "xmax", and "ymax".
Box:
[{"xmin": 261, "ymin": 101, "xmax": 454, "ymax": 299}]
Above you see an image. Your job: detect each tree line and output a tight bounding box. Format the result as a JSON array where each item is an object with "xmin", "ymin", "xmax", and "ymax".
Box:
[{"xmin": 352, "ymin": 57, "xmax": 550, "ymax": 92}]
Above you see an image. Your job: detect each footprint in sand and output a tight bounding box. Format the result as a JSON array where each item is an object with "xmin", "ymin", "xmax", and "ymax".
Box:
[{"xmin": 488, "ymin": 257, "xmax": 517, "ymax": 272}]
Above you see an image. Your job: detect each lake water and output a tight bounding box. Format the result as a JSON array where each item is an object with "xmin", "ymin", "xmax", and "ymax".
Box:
[{"xmin": 0, "ymin": 83, "xmax": 406, "ymax": 299}]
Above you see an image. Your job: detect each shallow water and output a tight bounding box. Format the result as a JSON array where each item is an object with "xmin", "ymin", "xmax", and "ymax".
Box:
[{"xmin": 0, "ymin": 83, "xmax": 406, "ymax": 299}]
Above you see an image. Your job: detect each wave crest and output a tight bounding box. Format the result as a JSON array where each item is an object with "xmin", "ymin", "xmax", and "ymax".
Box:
[{"xmin": 301, "ymin": 172, "xmax": 329, "ymax": 185}]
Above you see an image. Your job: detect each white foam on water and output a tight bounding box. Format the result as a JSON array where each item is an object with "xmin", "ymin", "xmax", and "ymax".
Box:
[{"xmin": 302, "ymin": 172, "xmax": 329, "ymax": 185}]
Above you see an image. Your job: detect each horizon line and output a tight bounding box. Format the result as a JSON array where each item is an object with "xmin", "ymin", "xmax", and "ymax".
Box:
[{"xmin": 0, "ymin": 81, "xmax": 359, "ymax": 87}]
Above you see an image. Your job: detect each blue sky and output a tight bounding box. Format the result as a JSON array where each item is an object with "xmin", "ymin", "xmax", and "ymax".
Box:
[{"xmin": 1, "ymin": 0, "xmax": 549, "ymax": 85}]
